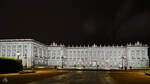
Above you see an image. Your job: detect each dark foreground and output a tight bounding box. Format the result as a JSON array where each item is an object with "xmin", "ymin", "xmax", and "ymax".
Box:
[
  {"xmin": 109, "ymin": 71, "xmax": 150, "ymax": 84},
  {"xmin": 28, "ymin": 71, "xmax": 114, "ymax": 84},
  {"xmin": 0, "ymin": 70, "xmax": 68, "ymax": 84},
  {"xmin": 1, "ymin": 70, "xmax": 150, "ymax": 84}
]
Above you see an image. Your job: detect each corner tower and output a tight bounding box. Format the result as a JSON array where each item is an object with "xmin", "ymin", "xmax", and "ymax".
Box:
[{"xmin": 126, "ymin": 42, "xmax": 149, "ymax": 69}]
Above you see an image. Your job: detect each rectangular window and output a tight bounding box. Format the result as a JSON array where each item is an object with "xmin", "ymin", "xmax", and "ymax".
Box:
[
  {"xmin": 52, "ymin": 57, "xmax": 55, "ymax": 59},
  {"xmin": 136, "ymin": 50, "xmax": 140, "ymax": 56},
  {"xmin": 85, "ymin": 51, "xmax": 88, "ymax": 53},
  {"xmin": 70, "ymin": 51, "xmax": 72, "ymax": 53},
  {"xmin": 131, "ymin": 50, "xmax": 135, "ymax": 56},
  {"xmin": 132, "ymin": 57, "xmax": 136, "ymax": 59},
  {"xmin": 7, "ymin": 46, "xmax": 11, "ymax": 56},
  {"xmin": 2, "ymin": 46, "xmax": 6, "ymax": 56},
  {"xmin": 142, "ymin": 50, "xmax": 145, "ymax": 56},
  {"xmin": 57, "ymin": 57, "xmax": 60, "ymax": 59}
]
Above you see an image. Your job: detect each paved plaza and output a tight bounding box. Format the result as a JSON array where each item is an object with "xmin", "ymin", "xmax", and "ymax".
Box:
[
  {"xmin": 28, "ymin": 71, "xmax": 114, "ymax": 84},
  {"xmin": 1, "ymin": 70, "xmax": 150, "ymax": 84}
]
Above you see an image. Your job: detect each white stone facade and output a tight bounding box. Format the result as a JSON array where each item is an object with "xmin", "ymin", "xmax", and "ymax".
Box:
[
  {"xmin": 0, "ymin": 39, "xmax": 48, "ymax": 68},
  {"xmin": 0, "ymin": 39, "xmax": 149, "ymax": 69}
]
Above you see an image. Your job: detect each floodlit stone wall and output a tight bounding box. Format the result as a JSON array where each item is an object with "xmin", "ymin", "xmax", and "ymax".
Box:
[{"xmin": 0, "ymin": 39, "xmax": 149, "ymax": 69}]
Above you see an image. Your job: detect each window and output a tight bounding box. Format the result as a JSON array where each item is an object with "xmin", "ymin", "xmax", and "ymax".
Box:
[
  {"xmin": 2, "ymin": 46, "xmax": 6, "ymax": 56},
  {"xmin": 52, "ymin": 57, "xmax": 55, "ymax": 59},
  {"xmin": 78, "ymin": 51, "xmax": 80, "ymax": 53},
  {"xmin": 57, "ymin": 52, "xmax": 60, "ymax": 55},
  {"xmin": 137, "ymin": 58, "xmax": 140, "ymax": 59},
  {"xmin": 114, "ymin": 51, "xmax": 116, "ymax": 53},
  {"xmin": 132, "ymin": 57, "xmax": 136, "ymax": 59},
  {"xmin": 48, "ymin": 50, "xmax": 51, "ymax": 52},
  {"xmin": 70, "ymin": 51, "xmax": 72, "ymax": 53},
  {"xmin": 131, "ymin": 50, "xmax": 135, "ymax": 56},
  {"xmin": 142, "ymin": 50, "xmax": 145, "ymax": 56},
  {"xmin": 81, "ymin": 51, "xmax": 84, "ymax": 53},
  {"xmin": 33, "ymin": 46, "xmax": 38, "ymax": 57},
  {"xmin": 110, "ymin": 51, "xmax": 112, "ymax": 53},
  {"xmin": 136, "ymin": 50, "xmax": 140, "ymax": 56},
  {"xmin": 7, "ymin": 46, "xmax": 11, "ymax": 56},
  {"xmin": 57, "ymin": 57, "xmax": 60, "ymax": 59},
  {"xmin": 12, "ymin": 45, "xmax": 16, "ymax": 57},
  {"xmin": 142, "ymin": 58, "xmax": 146, "ymax": 59},
  {"xmin": 19, "ymin": 45, "xmax": 21, "ymax": 48},
  {"xmin": 17, "ymin": 45, "xmax": 22, "ymax": 54},
  {"xmin": 39, "ymin": 48, "xmax": 42, "ymax": 57}
]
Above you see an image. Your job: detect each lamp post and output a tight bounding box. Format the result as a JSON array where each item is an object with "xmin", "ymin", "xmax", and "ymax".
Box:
[
  {"xmin": 121, "ymin": 56, "xmax": 126, "ymax": 70},
  {"xmin": 61, "ymin": 56, "xmax": 64, "ymax": 69},
  {"xmin": 16, "ymin": 51, "xmax": 21, "ymax": 59},
  {"xmin": 24, "ymin": 55, "xmax": 27, "ymax": 68}
]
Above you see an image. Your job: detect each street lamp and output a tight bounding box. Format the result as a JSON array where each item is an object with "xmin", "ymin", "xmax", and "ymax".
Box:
[
  {"xmin": 61, "ymin": 56, "xmax": 64, "ymax": 69},
  {"xmin": 121, "ymin": 56, "xmax": 126, "ymax": 70},
  {"xmin": 16, "ymin": 51, "xmax": 21, "ymax": 59},
  {"xmin": 24, "ymin": 55, "xmax": 27, "ymax": 68}
]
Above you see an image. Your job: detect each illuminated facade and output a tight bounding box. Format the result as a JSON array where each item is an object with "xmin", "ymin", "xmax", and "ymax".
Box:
[
  {"xmin": 0, "ymin": 39, "xmax": 149, "ymax": 69},
  {"xmin": 0, "ymin": 39, "xmax": 48, "ymax": 68}
]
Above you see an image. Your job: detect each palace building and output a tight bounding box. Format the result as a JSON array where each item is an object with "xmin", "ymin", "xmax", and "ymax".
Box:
[{"xmin": 0, "ymin": 39, "xmax": 149, "ymax": 69}]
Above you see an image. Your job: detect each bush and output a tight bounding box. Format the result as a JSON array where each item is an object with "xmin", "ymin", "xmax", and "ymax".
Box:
[{"xmin": 0, "ymin": 57, "xmax": 23, "ymax": 73}]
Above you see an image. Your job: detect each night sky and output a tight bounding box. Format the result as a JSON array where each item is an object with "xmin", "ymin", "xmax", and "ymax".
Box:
[{"xmin": 0, "ymin": 0, "xmax": 148, "ymax": 46}]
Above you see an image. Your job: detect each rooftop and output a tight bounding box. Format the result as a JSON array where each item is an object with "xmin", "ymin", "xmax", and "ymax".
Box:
[{"xmin": 0, "ymin": 39, "xmax": 148, "ymax": 47}]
